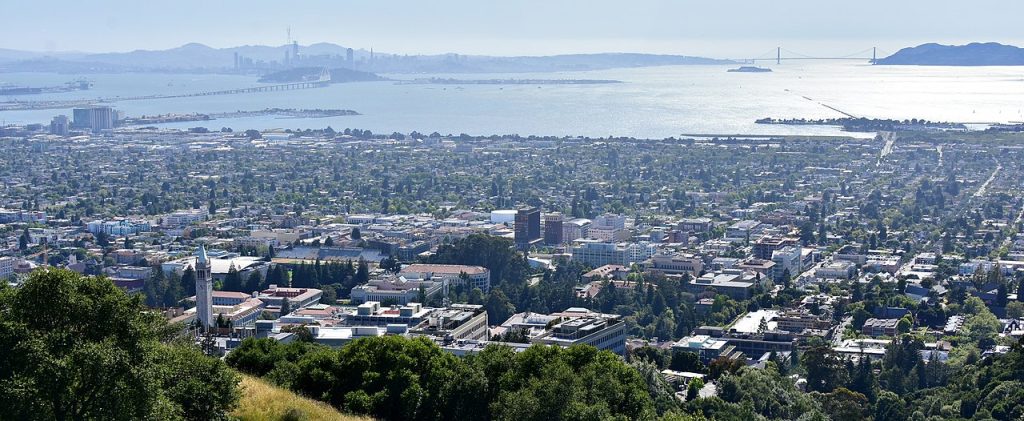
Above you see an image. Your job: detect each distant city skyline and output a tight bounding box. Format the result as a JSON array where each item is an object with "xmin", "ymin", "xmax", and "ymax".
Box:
[{"xmin": 4, "ymin": 0, "xmax": 1024, "ymax": 59}]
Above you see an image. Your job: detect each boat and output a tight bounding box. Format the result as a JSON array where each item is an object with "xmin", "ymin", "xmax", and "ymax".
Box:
[{"xmin": 728, "ymin": 66, "xmax": 772, "ymax": 73}]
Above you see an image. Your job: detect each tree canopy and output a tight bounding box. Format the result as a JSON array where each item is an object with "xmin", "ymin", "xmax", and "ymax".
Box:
[
  {"xmin": 0, "ymin": 269, "xmax": 240, "ymax": 420},
  {"xmin": 228, "ymin": 335, "xmax": 660, "ymax": 420}
]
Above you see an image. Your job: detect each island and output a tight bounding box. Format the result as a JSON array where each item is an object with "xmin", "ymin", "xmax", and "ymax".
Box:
[
  {"xmin": 258, "ymin": 67, "xmax": 386, "ymax": 84},
  {"xmin": 727, "ymin": 66, "xmax": 772, "ymax": 73},
  {"xmin": 875, "ymin": 42, "xmax": 1024, "ymax": 66}
]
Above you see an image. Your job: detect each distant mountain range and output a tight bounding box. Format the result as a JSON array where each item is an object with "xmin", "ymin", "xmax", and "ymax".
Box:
[
  {"xmin": 0, "ymin": 42, "xmax": 736, "ymax": 74},
  {"xmin": 876, "ymin": 42, "xmax": 1024, "ymax": 66}
]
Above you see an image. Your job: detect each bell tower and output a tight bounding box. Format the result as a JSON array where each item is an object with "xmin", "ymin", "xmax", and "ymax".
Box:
[{"xmin": 195, "ymin": 244, "xmax": 214, "ymax": 330}]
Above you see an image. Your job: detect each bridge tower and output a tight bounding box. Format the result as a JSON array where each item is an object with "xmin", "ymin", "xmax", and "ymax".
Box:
[
  {"xmin": 776, "ymin": 47, "xmax": 781, "ymax": 65},
  {"xmin": 872, "ymin": 47, "xmax": 877, "ymax": 64}
]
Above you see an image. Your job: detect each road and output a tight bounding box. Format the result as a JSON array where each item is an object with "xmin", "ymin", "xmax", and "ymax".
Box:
[
  {"xmin": 974, "ymin": 163, "xmax": 1002, "ymax": 198},
  {"xmin": 833, "ymin": 316, "xmax": 853, "ymax": 346},
  {"xmin": 876, "ymin": 131, "xmax": 896, "ymax": 166}
]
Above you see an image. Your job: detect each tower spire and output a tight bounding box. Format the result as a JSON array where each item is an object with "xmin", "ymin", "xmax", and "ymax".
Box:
[{"xmin": 195, "ymin": 244, "xmax": 213, "ymax": 331}]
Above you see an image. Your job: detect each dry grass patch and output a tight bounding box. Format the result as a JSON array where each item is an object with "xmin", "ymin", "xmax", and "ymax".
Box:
[{"xmin": 232, "ymin": 374, "xmax": 370, "ymax": 421}]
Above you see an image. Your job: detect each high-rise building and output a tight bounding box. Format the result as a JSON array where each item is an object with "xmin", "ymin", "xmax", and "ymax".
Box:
[
  {"xmin": 544, "ymin": 213, "xmax": 565, "ymax": 245},
  {"xmin": 233, "ymin": 52, "xmax": 239, "ymax": 70},
  {"xmin": 346, "ymin": 48, "xmax": 354, "ymax": 68},
  {"xmin": 72, "ymin": 106, "xmax": 115, "ymax": 131},
  {"xmin": 50, "ymin": 115, "xmax": 69, "ymax": 136},
  {"xmin": 515, "ymin": 207, "xmax": 541, "ymax": 249},
  {"xmin": 194, "ymin": 245, "xmax": 214, "ymax": 330}
]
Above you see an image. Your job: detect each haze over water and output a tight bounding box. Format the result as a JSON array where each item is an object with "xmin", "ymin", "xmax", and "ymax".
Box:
[{"xmin": 2, "ymin": 61, "xmax": 1023, "ymax": 138}]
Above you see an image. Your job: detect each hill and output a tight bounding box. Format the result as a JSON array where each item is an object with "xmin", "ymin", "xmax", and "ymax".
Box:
[
  {"xmin": 0, "ymin": 42, "xmax": 735, "ymax": 73},
  {"xmin": 233, "ymin": 375, "xmax": 370, "ymax": 421},
  {"xmin": 876, "ymin": 42, "xmax": 1024, "ymax": 66}
]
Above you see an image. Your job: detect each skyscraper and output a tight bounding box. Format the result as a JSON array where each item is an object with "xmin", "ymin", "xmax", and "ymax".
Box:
[
  {"xmin": 544, "ymin": 213, "xmax": 565, "ymax": 245},
  {"xmin": 194, "ymin": 245, "xmax": 214, "ymax": 330},
  {"xmin": 50, "ymin": 115, "xmax": 69, "ymax": 136},
  {"xmin": 346, "ymin": 48, "xmax": 354, "ymax": 68},
  {"xmin": 515, "ymin": 207, "xmax": 541, "ymax": 249},
  {"xmin": 72, "ymin": 106, "xmax": 115, "ymax": 131}
]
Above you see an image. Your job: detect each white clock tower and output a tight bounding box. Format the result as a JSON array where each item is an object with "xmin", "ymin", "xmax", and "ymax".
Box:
[{"xmin": 194, "ymin": 244, "xmax": 214, "ymax": 330}]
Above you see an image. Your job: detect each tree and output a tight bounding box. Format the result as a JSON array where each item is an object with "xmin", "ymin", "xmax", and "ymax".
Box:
[
  {"xmin": 814, "ymin": 388, "xmax": 869, "ymax": 421},
  {"xmin": 711, "ymin": 366, "xmax": 822, "ymax": 420},
  {"xmin": 1007, "ymin": 301, "xmax": 1024, "ymax": 319},
  {"xmin": 802, "ymin": 344, "xmax": 848, "ymax": 392},
  {"xmin": 686, "ymin": 378, "xmax": 704, "ymax": 401},
  {"xmin": 222, "ymin": 264, "xmax": 243, "ymax": 292},
  {"xmin": 95, "ymin": 231, "xmax": 110, "ymax": 247},
  {"xmin": 354, "ymin": 259, "xmax": 369, "ymax": 285},
  {"xmin": 279, "ymin": 297, "xmax": 292, "ymax": 316},
  {"xmin": 350, "ymin": 227, "xmax": 361, "ymax": 240},
  {"xmin": 873, "ymin": 391, "xmax": 906, "ymax": 421},
  {"xmin": 0, "ymin": 269, "xmax": 239, "ymax": 420},
  {"xmin": 485, "ymin": 288, "xmax": 515, "ymax": 323},
  {"xmin": 670, "ymin": 350, "xmax": 706, "ymax": 373},
  {"xmin": 468, "ymin": 287, "xmax": 484, "ymax": 305},
  {"xmin": 897, "ymin": 316, "xmax": 912, "ymax": 334}
]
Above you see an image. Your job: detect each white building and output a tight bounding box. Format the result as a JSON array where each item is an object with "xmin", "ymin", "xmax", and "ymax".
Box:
[
  {"xmin": 87, "ymin": 219, "xmax": 152, "ymax": 236},
  {"xmin": 644, "ymin": 252, "xmax": 704, "ymax": 276},
  {"xmin": 350, "ymin": 277, "xmax": 442, "ymax": 305},
  {"xmin": 399, "ymin": 263, "xmax": 491, "ymax": 292},
  {"xmin": 162, "ymin": 209, "xmax": 209, "ymax": 227},
  {"xmin": 589, "ymin": 214, "xmax": 629, "ymax": 242},
  {"xmin": 490, "ymin": 210, "xmax": 517, "ymax": 224},
  {"xmin": 563, "ymin": 218, "xmax": 591, "ymax": 243},
  {"xmin": 570, "ymin": 240, "xmax": 657, "ymax": 268},
  {"xmin": 771, "ymin": 246, "xmax": 803, "ymax": 282},
  {"xmin": 816, "ymin": 260, "xmax": 857, "ymax": 280},
  {"xmin": 0, "ymin": 256, "xmax": 15, "ymax": 280}
]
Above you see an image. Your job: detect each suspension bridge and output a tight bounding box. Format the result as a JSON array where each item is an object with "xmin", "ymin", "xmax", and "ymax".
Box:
[{"xmin": 740, "ymin": 47, "xmax": 892, "ymax": 64}]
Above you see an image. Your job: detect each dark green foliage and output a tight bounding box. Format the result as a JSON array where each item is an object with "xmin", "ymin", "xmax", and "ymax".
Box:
[
  {"xmin": 0, "ymin": 269, "xmax": 239, "ymax": 420},
  {"xmin": 801, "ymin": 344, "xmax": 848, "ymax": 392},
  {"xmin": 709, "ymin": 366, "xmax": 823, "ymax": 420},
  {"xmin": 429, "ymin": 234, "xmax": 530, "ymax": 287},
  {"xmin": 226, "ymin": 335, "xmax": 661, "ymax": 421}
]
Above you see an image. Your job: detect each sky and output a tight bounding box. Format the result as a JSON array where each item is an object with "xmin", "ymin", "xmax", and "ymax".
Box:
[{"xmin": 4, "ymin": 0, "xmax": 1023, "ymax": 59}]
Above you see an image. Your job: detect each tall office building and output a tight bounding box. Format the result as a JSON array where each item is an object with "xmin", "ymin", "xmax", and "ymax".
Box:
[
  {"xmin": 50, "ymin": 115, "xmax": 69, "ymax": 136},
  {"xmin": 194, "ymin": 245, "xmax": 214, "ymax": 330},
  {"xmin": 544, "ymin": 213, "xmax": 565, "ymax": 245},
  {"xmin": 515, "ymin": 207, "xmax": 541, "ymax": 249},
  {"xmin": 72, "ymin": 106, "xmax": 115, "ymax": 131},
  {"xmin": 346, "ymin": 48, "xmax": 354, "ymax": 68}
]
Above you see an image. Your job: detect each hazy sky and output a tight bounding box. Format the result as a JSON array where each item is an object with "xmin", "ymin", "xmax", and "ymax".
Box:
[{"xmin": 4, "ymin": 0, "xmax": 1023, "ymax": 58}]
